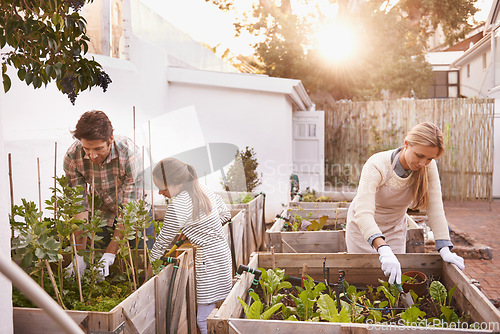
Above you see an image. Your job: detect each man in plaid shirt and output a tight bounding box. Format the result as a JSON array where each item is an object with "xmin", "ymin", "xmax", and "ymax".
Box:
[{"xmin": 63, "ymin": 110, "xmax": 150, "ymax": 279}]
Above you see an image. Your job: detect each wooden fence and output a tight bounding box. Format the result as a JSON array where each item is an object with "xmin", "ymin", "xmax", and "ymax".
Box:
[{"xmin": 324, "ymin": 98, "xmax": 495, "ymax": 201}]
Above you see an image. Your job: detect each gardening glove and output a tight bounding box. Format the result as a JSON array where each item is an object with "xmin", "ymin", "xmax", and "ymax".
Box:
[
  {"xmin": 377, "ymin": 245, "xmax": 401, "ymax": 285},
  {"xmin": 65, "ymin": 254, "xmax": 86, "ymax": 277},
  {"xmin": 97, "ymin": 253, "xmax": 116, "ymax": 280},
  {"xmin": 439, "ymin": 247, "xmax": 465, "ymax": 270}
]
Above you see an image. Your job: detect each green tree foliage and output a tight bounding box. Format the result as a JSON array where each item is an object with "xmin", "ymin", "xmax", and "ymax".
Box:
[
  {"xmin": 0, "ymin": 0, "xmax": 111, "ymax": 104},
  {"xmin": 207, "ymin": 0, "xmax": 477, "ymax": 100},
  {"xmin": 221, "ymin": 146, "xmax": 262, "ymax": 192}
]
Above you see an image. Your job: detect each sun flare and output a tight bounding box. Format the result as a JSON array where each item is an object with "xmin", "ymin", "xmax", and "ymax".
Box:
[{"xmin": 315, "ymin": 22, "xmax": 358, "ymax": 62}]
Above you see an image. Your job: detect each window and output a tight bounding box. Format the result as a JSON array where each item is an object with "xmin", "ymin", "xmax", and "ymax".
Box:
[
  {"xmin": 467, "ymin": 64, "xmax": 470, "ymax": 78},
  {"xmin": 428, "ymin": 71, "xmax": 459, "ymax": 98},
  {"xmin": 483, "ymin": 53, "xmax": 487, "ymax": 69},
  {"xmin": 294, "ymin": 123, "xmax": 317, "ymax": 139}
]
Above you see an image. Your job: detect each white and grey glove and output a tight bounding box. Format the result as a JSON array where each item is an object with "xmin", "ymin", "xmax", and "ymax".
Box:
[
  {"xmin": 439, "ymin": 247, "xmax": 465, "ymax": 270},
  {"xmin": 97, "ymin": 252, "xmax": 116, "ymax": 279},
  {"xmin": 377, "ymin": 245, "xmax": 402, "ymax": 285},
  {"xmin": 65, "ymin": 254, "xmax": 86, "ymax": 277}
]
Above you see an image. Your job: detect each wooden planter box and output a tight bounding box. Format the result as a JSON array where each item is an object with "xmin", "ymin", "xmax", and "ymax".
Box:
[
  {"xmin": 13, "ymin": 247, "xmax": 196, "ymax": 334},
  {"xmin": 406, "ymin": 215, "xmax": 493, "ymax": 260},
  {"xmin": 218, "ymin": 192, "xmax": 266, "ymax": 259},
  {"xmin": 154, "ymin": 192, "xmax": 266, "ymax": 262},
  {"xmin": 222, "ymin": 209, "xmax": 249, "ymax": 275},
  {"xmin": 268, "ymin": 208, "xmax": 425, "ymax": 253},
  {"xmin": 208, "ymin": 252, "xmax": 500, "ymax": 333},
  {"xmin": 290, "ymin": 190, "xmax": 357, "ymax": 207}
]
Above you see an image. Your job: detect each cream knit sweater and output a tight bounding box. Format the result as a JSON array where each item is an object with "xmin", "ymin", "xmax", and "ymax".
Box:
[{"xmin": 353, "ymin": 150, "xmax": 451, "ymax": 243}]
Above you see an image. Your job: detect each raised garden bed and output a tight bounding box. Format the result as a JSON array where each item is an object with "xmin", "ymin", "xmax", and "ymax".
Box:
[
  {"xmin": 208, "ymin": 252, "xmax": 500, "ymax": 333},
  {"xmin": 290, "ymin": 190, "xmax": 356, "ymax": 209},
  {"xmin": 14, "ymin": 247, "xmax": 196, "ymax": 334},
  {"xmin": 267, "ymin": 208, "xmax": 424, "ymax": 253},
  {"xmin": 218, "ymin": 192, "xmax": 266, "ymax": 259},
  {"xmin": 410, "ymin": 216, "xmax": 493, "ymax": 260}
]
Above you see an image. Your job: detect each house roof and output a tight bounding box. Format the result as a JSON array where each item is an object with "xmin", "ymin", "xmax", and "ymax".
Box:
[
  {"xmin": 167, "ymin": 66, "xmax": 314, "ymax": 111},
  {"xmin": 451, "ymin": 32, "xmax": 491, "ymax": 67}
]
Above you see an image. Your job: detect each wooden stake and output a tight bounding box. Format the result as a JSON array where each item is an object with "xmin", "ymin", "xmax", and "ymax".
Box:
[
  {"xmin": 37, "ymin": 158, "xmax": 42, "ymax": 223},
  {"xmin": 90, "ymin": 172, "xmax": 95, "ymax": 267},
  {"xmin": 54, "ymin": 142, "xmax": 63, "ymax": 291},
  {"xmin": 133, "ymin": 106, "xmax": 137, "ymax": 201},
  {"xmin": 71, "ymin": 233, "xmax": 84, "ymax": 302},
  {"xmin": 44, "ymin": 259, "xmax": 65, "ymax": 309},
  {"xmin": 8, "ymin": 153, "xmax": 14, "ymax": 239},
  {"xmin": 148, "ymin": 121, "xmax": 155, "ymax": 221},
  {"xmin": 127, "ymin": 241, "xmax": 137, "ymax": 290}
]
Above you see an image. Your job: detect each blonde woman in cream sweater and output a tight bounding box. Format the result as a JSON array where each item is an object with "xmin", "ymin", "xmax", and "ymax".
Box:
[{"xmin": 346, "ymin": 122, "xmax": 464, "ymax": 285}]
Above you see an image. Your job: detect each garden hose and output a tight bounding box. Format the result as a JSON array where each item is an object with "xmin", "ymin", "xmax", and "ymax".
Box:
[
  {"xmin": 160, "ymin": 256, "xmax": 179, "ymax": 334},
  {"xmin": 236, "ymin": 265, "xmax": 262, "ymax": 317},
  {"xmin": 164, "ymin": 233, "xmax": 188, "ymax": 257},
  {"xmin": 226, "ymin": 220, "xmax": 237, "ymax": 274}
]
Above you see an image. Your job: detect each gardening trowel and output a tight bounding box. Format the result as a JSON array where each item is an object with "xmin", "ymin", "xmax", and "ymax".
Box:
[{"xmin": 395, "ymin": 283, "xmax": 414, "ymax": 308}]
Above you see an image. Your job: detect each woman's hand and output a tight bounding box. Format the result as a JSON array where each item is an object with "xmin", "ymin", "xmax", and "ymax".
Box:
[
  {"xmin": 439, "ymin": 247, "xmax": 465, "ymax": 270},
  {"xmin": 377, "ymin": 245, "xmax": 402, "ymax": 284}
]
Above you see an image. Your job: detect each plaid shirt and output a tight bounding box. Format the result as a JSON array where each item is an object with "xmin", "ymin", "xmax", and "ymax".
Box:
[{"xmin": 63, "ymin": 135, "xmax": 144, "ymax": 226}]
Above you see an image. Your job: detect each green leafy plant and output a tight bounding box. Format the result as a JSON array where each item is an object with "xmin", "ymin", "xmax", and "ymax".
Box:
[
  {"xmin": 429, "ymin": 281, "xmax": 459, "ymax": 325},
  {"xmin": 221, "ymin": 147, "xmax": 262, "ymax": 192},
  {"xmin": 257, "ymin": 267, "xmax": 292, "ymax": 307},
  {"xmin": 400, "ymin": 306, "xmax": 427, "ymax": 326},
  {"xmin": 238, "ymin": 291, "xmax": 283, "ymax": 320},
  {"xmin": 11, "ymin": 175, "xmax": 154, "ymax": 312},
  {"xmin": 287, "ymin": 276, "xmax": 326, "ymax": 321},
  {"xmin": 0, "ymin": 0, "xmax": 112, "ymax": 103},
  {"xmin": 307, "ymin": 216, "xmax": 328, "ymax": 231},
  {"xmin": 317, "ymin": 294, "xmax": 350, "ymax": 322}
]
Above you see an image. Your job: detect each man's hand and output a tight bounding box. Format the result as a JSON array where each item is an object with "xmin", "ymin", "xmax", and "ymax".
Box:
[
  {"xmin": 65, "ymin": 254, "xmax": 86, "ymax": 277},
  {"xmin": 377, "ymin": 245, "xmax": 402, "ymax": 284},
  {"xmin": 439, "ymin": 247, "xmax": 465, "ymax": 270},
  {"xmin": 97, "ymin": 253, "xmax": 116, "ymax": 280}
]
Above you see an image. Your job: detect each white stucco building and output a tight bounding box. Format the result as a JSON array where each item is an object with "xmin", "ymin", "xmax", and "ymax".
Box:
[{"xmin": 0, "ymin": 1, "xmax": 323, "ymax": 330}]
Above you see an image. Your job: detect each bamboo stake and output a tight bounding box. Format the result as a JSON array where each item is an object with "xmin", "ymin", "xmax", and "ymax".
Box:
[
  {"xmin": 54, "ymin": 143, "xmax": 63, "ymax": 291},
  {"xmin": 148, "ymin": 121, "xmax": 155, "ymax": 222},
  {"xmin": 142, "ymin": 146, "xmax": 148, "ymax": 281},
  {"xmin": 8, "ymin": 153, "xmax": 14, "ymax": 239},
  {"xmin": 71, "ymin": 233, "xmax": 84, "ymax": 302},
  {"xmin": 90, "ymin": 172, "xmax": 95, "ymax": 267},
  {"xmin": 127, "ymin": 241, "xmax": 137, "ymax": 290},
  {"xmin": 133, "ymin": 106, "xmax": 137, "ymax": 201},
  {"xmin": 37, "ymin": 158, "xmax": 42, "ymax": 223},
  {"xmin": 44, "ymin": 259, "xmax": 65, "ymax": 309}
]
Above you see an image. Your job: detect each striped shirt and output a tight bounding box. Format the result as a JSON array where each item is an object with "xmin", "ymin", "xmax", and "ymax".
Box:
[
  {"xmin": 63, "ymin": 135, "xmax": 144, "ymax": 226},
  {"xmin": 150, "ymin": 184, "xmax": 232, "ymax": 304}
]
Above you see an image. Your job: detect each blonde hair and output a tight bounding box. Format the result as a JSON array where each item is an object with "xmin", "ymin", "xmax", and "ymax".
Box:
[
  {"xmin": 152, "ymin": 158, "xmax": 212, "ymax": 220},
  {"xmin": 406, "ymin": 122, "xmax": 445, "ymax": 210}
]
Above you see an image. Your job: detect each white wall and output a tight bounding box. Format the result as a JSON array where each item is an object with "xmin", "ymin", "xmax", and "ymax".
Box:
[
  {"xmin": 167, "ymin": 83, "xmax": 294, "ymax": 220},
  {"xmin": 459, "ymin": 49, "xmax": 491, "ymax": 98},
  {"xmin": 2, "ymin": 36, "xmax": 169, "ymax": 213}
]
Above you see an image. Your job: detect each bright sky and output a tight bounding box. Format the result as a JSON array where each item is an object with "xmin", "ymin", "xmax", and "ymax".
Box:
[{"xmin": 140, "ymin": 0, "xmax": 495, "ymax": 58}]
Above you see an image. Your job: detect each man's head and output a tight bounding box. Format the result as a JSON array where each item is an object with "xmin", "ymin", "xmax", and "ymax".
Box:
[{"xmin": 72, "ymin": 110, "xmax": 114, "ymax": 164}]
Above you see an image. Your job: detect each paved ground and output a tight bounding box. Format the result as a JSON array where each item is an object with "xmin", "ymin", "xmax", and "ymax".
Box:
[{"xmin": 443, "ymin": 199, "xmax": 500, "ymax": 308}]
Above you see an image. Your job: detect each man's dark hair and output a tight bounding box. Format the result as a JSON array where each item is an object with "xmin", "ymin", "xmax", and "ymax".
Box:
[{"xmin": 72, "ymin": 110, "xmax": 114, "ymax": 141}]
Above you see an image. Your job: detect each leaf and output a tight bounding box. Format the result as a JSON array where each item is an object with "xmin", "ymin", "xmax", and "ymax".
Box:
[
  {"xmin": 17, "ymin": 68, "xmax": 26, "ymax": 80},
  {"xmin": 440, "ymin": 306, "xmax": 459, "ymax": 324},
  {"xmin": 3, "ymin": 74, "xmax": 11, "ymax": 93},
  {"xmin": 429, "ymin": 281, "xmax": 447, "ymax": 306},
  {"xmin": 34, "ymin": 248, "xmax": 46, "ymax": 259},
  {"xmin": 400, "ymin": 306, "xmax": 426, "ymax": 325},
  {"xmin": 261, "ymin": 302, "xmax": 283, "ymax": 320},
  {"xmin": 447, "ymin": 284, "xmax": 457, "ymax": 307}
]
